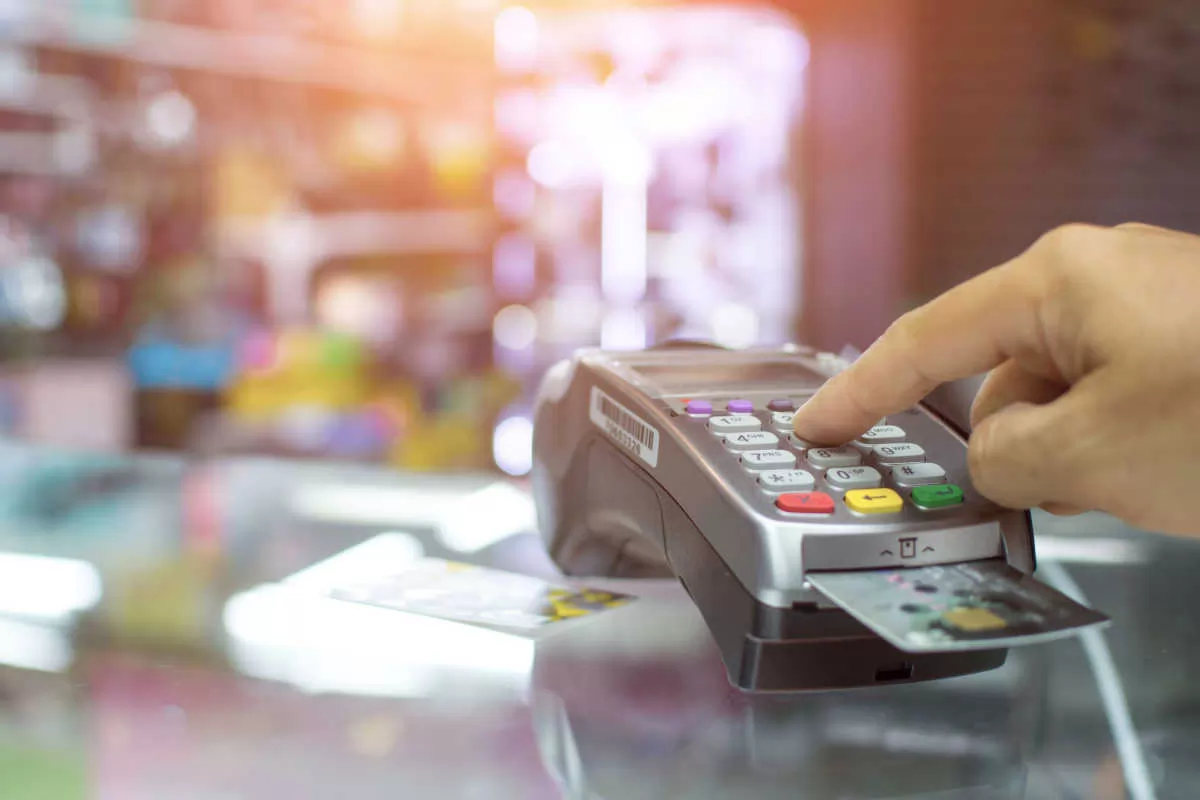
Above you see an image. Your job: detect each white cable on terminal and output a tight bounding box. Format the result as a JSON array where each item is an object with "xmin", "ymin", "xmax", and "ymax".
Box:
[{"xmin": 1037, "ymin": 560, "xmax": 1158, "ymax": 800}]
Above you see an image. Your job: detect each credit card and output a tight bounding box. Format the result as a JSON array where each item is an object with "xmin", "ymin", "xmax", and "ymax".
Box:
[
  {"xmin": 327, "ymin": 557, "xmax": 633, "ymax": 631},
  {"xmin": 807, "ymin": 560, "xmax": 1110, "ymax": 653}
]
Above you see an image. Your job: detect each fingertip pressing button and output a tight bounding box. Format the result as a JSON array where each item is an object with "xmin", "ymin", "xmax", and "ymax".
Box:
[
  {"xmin": 771, "ymin": 412, "xmax": 796, "ymax": 431},
  {"xmin": 789, "ymin": 433, "xmax": 817, "ymax": 451}
]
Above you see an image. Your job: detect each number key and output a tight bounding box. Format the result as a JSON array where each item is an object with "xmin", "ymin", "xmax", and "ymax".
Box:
[
  {"xmin": 873, "ymin": 443, "xmax": 926, "ymax": 465},
  {"xmin": 807, "ymin": 447, "xmax": 862, "ymax": 469},
  {"xmin": 771, "ymin": 412, "xmax": 796, "ymax": 431},
  {"xmin": 709, "ymin": 415, "xmax": 762, "ymax": 434},
  {"xmin": 825, "ymin": 466, "xmax": 883, "ymax": 490},
  {"xmin": 724, "ymin": 431, "xmax": 780, "ymax": 451},
  {"xmin": 742, "ymin": 450, "xmax": 798, "ymax": 470},
  {"xmin": 858, "ymin": 425, "xmax": 907, "ymax": 444}
]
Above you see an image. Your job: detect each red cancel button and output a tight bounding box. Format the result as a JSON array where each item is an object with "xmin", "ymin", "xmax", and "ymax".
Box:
[{"xmin": 776, "ymin": 492, "xmax": 835, "ymax": 514}]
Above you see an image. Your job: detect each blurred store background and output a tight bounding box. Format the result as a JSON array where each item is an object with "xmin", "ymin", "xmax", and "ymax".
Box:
[{"xmin": 0, "ymin": 0, "xmax": 808, "ymax": 476}]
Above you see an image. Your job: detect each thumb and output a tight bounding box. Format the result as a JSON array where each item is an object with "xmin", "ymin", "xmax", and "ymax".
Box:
[{"xmin": 967, "ymin": 390, "xmax": 1102, "ymax": 512}]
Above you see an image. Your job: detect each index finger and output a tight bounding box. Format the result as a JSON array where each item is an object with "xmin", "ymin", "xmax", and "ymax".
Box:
[{"xmin": 793, "ymin": 257, "xmax": 1050, "ymax": 445}]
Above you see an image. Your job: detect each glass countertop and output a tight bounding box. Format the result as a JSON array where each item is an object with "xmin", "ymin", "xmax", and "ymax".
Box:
[{"xmin": 0, "ymin": 443, "xmax": 1192, "ymax": 800}]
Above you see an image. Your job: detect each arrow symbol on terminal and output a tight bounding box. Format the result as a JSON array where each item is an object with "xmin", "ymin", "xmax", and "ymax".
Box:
[
  {"xmin": 880, "ymin": 550, "xmax": 895, "ymax": 556},
  {"xmin": 922, "ymin": 547, "xmax": 936, "ymax": 553}
]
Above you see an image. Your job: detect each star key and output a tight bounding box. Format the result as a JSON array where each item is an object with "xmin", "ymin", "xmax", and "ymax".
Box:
[{"xmin": 757, "ymin": 470, "xmax": 816, "ymax": 493}]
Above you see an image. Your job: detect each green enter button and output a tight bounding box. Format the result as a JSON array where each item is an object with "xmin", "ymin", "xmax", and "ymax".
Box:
[{"xmin": 912, "ymin": 484, "xmax": 965, "ymax": 509}]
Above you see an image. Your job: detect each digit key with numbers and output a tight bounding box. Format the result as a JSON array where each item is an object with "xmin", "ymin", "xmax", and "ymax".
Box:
[
  {"xmin": 825, "ymin": 466, "xmax": 883, "ymax": 490},
  {"xmin": 807, "ymin": 447, "xmax": 862, "ymax": 469},
  {"xmin": 742, "ymin": 450, "xmax": 798, "ymax": 470},
  {"xmin": 723, "ymin": 431, "xmax": 780, "ymax": 452},
  {"xmin": 709, "ymin": 415, "xmax": 762, "ymax": 434},
  {"xmin": 858, "ymin": 425, "xmax": 907, "ymax": 444},
  {"xmin": 873, "ymin": 443, "xmax": 926, "ymax": 464}
]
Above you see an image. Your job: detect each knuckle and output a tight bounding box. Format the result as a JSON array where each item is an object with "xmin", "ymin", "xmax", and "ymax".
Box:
[
  {"xmin": 969, "ymin": 379, "xmax": 1004, "ymax": 429},
  {"xmin": 966, "ymin": 415, "xmax": 1004, "ymax": 499},
  {"xmin": 1025, "ymin": 224, "xmax": 1115, "ymax": 304},
  {"xmin": 883, "ymin": 309, "xmax": 920, "ymax": 342},
  {"xmin": 967, "ymin": 411, "xmax": 1037, "ymax": 509},
  {"xmin": 1033, "ymin": 223, "xmax": 1109, "ymax": 275},
  {"xmin": 1039, "ymin": 222, "xmax": 1103, "ymax": 250}
]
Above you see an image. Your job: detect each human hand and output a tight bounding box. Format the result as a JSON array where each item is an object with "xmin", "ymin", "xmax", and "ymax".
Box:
[{"xmin": 792, "ymin": 223, "xmax": 1200, "ymax": 535}]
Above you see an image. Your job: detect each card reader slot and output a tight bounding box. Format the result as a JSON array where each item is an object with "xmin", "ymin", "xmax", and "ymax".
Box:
[{"xmin": 875, "ymin": 663, "xmax": 916, "ymax": 683}]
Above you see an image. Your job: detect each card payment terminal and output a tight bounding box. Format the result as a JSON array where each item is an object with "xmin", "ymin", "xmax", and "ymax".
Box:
[{"xmin": 532, "ymin": 343, "xmax": 1108, "ymax": 692}]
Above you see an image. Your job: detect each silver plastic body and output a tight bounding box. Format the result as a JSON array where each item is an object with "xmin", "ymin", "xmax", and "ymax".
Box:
[{"xmin": 534, "ymin": 347, "xmax": 1035, "ymax": 611}]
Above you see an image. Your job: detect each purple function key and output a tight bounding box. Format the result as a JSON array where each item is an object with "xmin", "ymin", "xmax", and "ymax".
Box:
[
  {"xmin": 686, "ymin": 400, "xmax": 714, "ymax": 416},
  {"xmin": 727, "ymin": 399, "xmax": 755, "ymax": 413},
  {"xmin": 768, "ymin": 399, "xmax": 795, "ymax": 412}
]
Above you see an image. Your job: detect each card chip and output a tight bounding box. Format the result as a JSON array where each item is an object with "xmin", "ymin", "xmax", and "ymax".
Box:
[{"xmin": 942, "ymin": 607, "xmax": 1008, "ymax": 632}]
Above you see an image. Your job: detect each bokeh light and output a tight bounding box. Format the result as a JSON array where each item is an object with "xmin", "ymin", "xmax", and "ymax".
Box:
[{"xmin": 492, "ymin": 414, "xmax": 533, "ymax": 476}]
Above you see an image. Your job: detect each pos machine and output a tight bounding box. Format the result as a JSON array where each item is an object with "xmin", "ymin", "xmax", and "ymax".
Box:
[{"xmin": 531, "ymin": 344, "xmax": 1108, "ymax": 692}]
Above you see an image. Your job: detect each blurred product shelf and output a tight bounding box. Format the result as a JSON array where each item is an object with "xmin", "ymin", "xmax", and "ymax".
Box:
[
  {"xmin": 0, "ymin": 0, "xmax": 809, "ymax": 477},
  {"xmin": 4, "ymin": 12, "xmax": 495, "ymax": 106}
]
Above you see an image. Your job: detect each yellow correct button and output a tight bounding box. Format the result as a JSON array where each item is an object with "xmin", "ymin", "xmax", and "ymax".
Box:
[{"xmin": 845, "ymin": 489, "xmax": 904, "ymax": 515}]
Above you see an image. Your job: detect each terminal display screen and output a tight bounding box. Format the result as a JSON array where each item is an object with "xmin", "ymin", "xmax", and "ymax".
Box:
[{"xmin": 630, "ymin": 361, "xmax": 825, "ymax": 392}]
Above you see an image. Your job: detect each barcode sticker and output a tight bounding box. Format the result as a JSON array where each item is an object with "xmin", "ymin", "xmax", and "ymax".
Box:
[{"xmin": 590, "ymin": 386, "xmax": 660, "ymax": 468}]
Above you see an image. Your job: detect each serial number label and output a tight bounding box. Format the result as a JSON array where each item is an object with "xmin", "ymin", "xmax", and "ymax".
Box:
[{"xmin": 589, "ymin": 387, "xmax": 660, "ymax": 468}]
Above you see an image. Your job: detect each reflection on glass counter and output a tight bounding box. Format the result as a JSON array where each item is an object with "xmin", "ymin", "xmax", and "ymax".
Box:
[{"xmin": 0, "ymin": 444, "xmax": 1184, "ymax": 797}]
